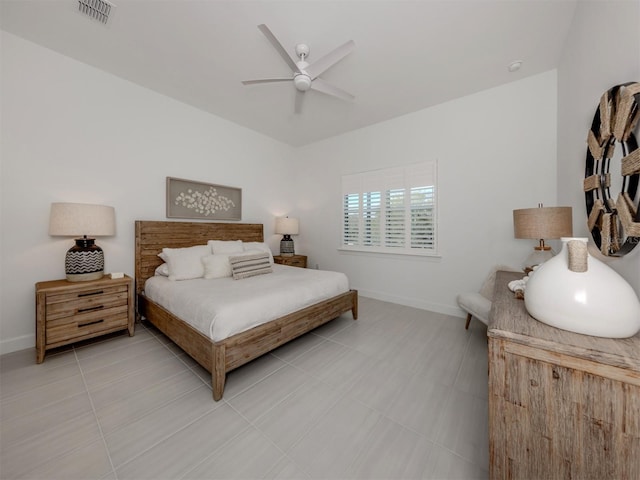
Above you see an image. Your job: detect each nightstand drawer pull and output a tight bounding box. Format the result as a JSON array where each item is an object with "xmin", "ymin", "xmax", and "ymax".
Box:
[
  {"xmin": 77, "ymin": 305, "xmax": 105, "ymax": 313},
  {"xmin": 78, "ymin": 319, "xmax": 104, "ymax": 328},
  {"xmin": 77, "ymin": 290, "xmax": 104, "ymax": 298}
]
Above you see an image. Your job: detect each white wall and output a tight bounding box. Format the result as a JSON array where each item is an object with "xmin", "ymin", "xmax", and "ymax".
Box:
[
  {"xmin": 0, "ymin": 31, "xmax": 295, "ymax": 353},
  {"xmin": 7, "ymin": 1, "xmax": 634, "ymax": 354},
  {"xmin": 557, "ymin": 0, "xmax": 640, "ymax": 294},
  {"xmin": 294, "ymin": 71, "xmax": 559, "ymax": 316}
]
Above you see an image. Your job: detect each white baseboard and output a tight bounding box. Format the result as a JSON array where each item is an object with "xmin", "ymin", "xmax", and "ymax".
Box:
[
  {"xmin": 0, "ymin": 333, "xmax": 35, "ymax": 356},
  {"xmin": 356, "ymin": 288, "xmax": 466, "ymax": 318}
]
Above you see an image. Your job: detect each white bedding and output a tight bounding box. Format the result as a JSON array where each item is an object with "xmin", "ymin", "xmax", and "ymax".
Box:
[{"xmin": 144, "ymin": 264, "xmax": 349, "ymax": 341}]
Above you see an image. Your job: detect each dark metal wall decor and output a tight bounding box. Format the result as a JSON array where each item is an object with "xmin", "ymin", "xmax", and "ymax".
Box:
[{"xmin": 584, "ymin": 82, "xmax": 640, "ymax": 256}]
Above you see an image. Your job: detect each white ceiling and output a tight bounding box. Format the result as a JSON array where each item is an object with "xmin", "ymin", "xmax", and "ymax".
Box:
[{"xmin": 0, "ymin": 0, "xmax": 577, "ymax": 147}]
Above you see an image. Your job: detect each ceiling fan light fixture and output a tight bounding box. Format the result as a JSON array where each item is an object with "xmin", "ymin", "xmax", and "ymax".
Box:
[{"xmin": 294, "ymin": 74, "xmax": 312, "ymax": 92}]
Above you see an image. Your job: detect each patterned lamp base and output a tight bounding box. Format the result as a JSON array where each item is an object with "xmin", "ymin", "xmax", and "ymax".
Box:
[
  {"xmin": 280, "ymin": 235, "xmax": 295, "ymax": 257},
  {"xmin": 65, "ymin": 238, "xmax": 105, "ymax": 282}
]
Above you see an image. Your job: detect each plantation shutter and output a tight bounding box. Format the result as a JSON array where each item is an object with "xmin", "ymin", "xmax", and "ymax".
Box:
[
  {"xmin": 341, "ymin": 161, "xmax": 437, "ymax": 255},
  {"xmin": 407, "ymin": 163, "xmax": 437, "ymax": 250},
  {"xmin": 342, "ymin": 175, "xmax": 361, "ymax": 246},
  {"xmin": 383, "ymin": 168, "xmax": 405, "ymax": 248}
]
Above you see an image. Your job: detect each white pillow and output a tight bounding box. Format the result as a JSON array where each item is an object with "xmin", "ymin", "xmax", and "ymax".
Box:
[
  {"xmin": 208, "ymin": 239, "xmax": 243, "ymax": 254},
  {"xmin": 160, "ymin": 245, "xmax": 210, "ymax": 281},
  {"xmin": 243, "ymin": 242, "xmax": 274, "ymax": 264},
  {"xmin": 202, "ymin": 254, "xmax": 232, "ymax": 279},
  {"xmin": 229, "ymin": 252, "xmax": 273, "ymax": 280},
  {"xmin": 155, "ymin": 263, "xmax": 169, "ymax": 276}
]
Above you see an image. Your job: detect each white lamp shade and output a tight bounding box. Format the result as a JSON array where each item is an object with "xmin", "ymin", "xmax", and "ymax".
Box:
[
  {"xmin": 275, "ymin": 217, "xmax": 299, "ymax": 235},
  {"xmin": 49, "ymin": 203, "xmax": 116, "ymax": 237}
]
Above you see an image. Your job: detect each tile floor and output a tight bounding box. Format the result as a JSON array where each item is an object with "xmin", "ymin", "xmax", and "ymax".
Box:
[{"xmin": 0, "ymin": 297, "xmax": 489, "ymax": 479}]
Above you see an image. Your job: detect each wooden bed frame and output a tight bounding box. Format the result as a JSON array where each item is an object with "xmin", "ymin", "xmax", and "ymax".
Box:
[{"xmin": 134, "ymin": 220, "xmax": 358, "ymax": 400}]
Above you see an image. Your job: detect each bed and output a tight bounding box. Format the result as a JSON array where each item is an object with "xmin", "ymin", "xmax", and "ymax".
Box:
[{"xmin": 134, "ymin": 220, "xmax": 358, "ymax": 400}]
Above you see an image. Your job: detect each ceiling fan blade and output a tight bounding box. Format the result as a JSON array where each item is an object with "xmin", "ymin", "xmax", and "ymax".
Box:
[
  {"xmin": 294, "ymin": 90, "xmax": 305, "ymax": 114},
  {"xmin": 305, "ymin": 40, "xmax": 355, "ymax": 79},
  {"xmin": 310, "ymin": 78, "xmax": 355, "ymax": 102},
  {"xmin": 257, "ymin": 24, "xmax": 300, "ymax": 73},
  {"xmin": 242, "ymin": 78, "xmax": 292, "ymax": 85}
]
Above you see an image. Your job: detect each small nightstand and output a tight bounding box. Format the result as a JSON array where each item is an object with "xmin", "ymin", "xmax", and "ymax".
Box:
[
  {"xmin": 273, "ymin": 254, "xmax": 308, "ymax": 268},
  {"xmin": 35, "ymin": 274, "xmax": 135, "ymax": 363}
]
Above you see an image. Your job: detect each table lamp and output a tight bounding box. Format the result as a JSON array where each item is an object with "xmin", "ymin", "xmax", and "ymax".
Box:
[
  {"xmin": 275, "ymin": 216, "xmax": 299, "ymax": 256},
  {"xmin": 49, "ymin": 202, "xmax": 116, "ymax": 282},
  {"xmin": 513, "ymin": 204, "xmax": 573, "ymax": 270}
]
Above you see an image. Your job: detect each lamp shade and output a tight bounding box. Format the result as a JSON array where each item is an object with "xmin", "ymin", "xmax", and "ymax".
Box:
[
  {"xmin": 275, "ymin": 217, "xmax": 299, "ymax": 235},
  {"xmin": 49, "ymin": 203, "xmax": 115, "ymax": 237},
  {"xmin": 513, "ymin": 207, "xmax": 573, "ymax": 240},
  {"xmin": 49, "ymin": 203, "xmax": 115, "ymax": 282}
]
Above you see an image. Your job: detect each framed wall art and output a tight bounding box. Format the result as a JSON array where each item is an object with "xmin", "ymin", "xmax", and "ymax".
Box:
[{"xmin": 166, "ymin": 177, "xmax": 242, "ymax": 220}]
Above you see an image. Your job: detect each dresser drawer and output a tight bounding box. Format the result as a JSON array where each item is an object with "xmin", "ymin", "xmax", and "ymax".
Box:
[
  {"xmin": 285, "ymin": 257, "xmax": 306, "ymax": 267},
  {"xmin": 45, "ymin": 286, "xmax": 129, "ymax": 321},
  {"xmin": 274, "ymin": 255, "xmax": 307, "ymax": 268},
  {"xmin": 46, "ymin": 305, "xmax": 129, "ymax": 346}
]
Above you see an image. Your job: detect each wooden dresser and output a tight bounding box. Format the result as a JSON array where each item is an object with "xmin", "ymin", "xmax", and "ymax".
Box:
[
  {"xmin": 488, "ymin": 271, "xmax": 640, "ymax": 480},
  {"xmin": 35, "ymin": 274, "xmax": 135, "ymax": 363}
]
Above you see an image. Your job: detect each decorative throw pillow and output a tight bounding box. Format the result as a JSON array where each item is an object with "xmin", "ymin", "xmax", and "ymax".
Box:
[
  {"xmin": 201, "ymin": 254, "xmax": 232, "ymax": 279},
  {"xmin": 208, "ymin": 239, "xmax": 243, "ymax": 254},
  {"xmin": 155, "ymin": 263, "xmax": 170, "ymax": 276},
  {"xmin": 160, "ymin": 245, "xmax": 210, "ymax": 281},
  {"xmin": 242, "ymin": 242, "xmax": 275, "ymax": 264},
  {"xmin": 228, "ymin": 252, "xmax": 272, "ymax": 280}
]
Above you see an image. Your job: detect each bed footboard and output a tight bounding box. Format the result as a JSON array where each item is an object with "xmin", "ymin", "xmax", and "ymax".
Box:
[
  {"xmin": 211, "ymin": 289, "xmax": 358, "ymax": 400},
  {"xmin": 140, "ymin": 289, "xmax": 357, "ymax": 401}
]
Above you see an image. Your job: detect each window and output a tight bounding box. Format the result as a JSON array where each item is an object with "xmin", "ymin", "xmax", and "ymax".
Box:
[{"xmin": 341, "ymin": 162, "xmax": 437, "ymax": 255}]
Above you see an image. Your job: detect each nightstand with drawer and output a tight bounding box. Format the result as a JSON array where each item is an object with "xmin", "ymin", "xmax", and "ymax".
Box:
[
  {"xmin": 273, "ymin": 254, "xmax": 307, "ymax": 268},
  {"xmin": 35, "ymin": 274, "xmax": 135, "ymax": 363}
]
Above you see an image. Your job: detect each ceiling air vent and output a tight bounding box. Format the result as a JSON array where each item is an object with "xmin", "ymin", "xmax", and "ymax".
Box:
[{"xmin": 77, "ymin": 0, "xmax": 115, "ymax": 25}]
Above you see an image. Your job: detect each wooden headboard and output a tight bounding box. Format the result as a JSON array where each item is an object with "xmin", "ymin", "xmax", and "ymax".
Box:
[{"xmin": 134, "ymin": 220, "xmax": 264, "ymax": 297}]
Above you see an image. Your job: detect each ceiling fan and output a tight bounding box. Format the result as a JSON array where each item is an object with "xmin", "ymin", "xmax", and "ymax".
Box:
[{"xmin": 242, "ymin": 24, "xmax": 355, "ymax": 114}]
